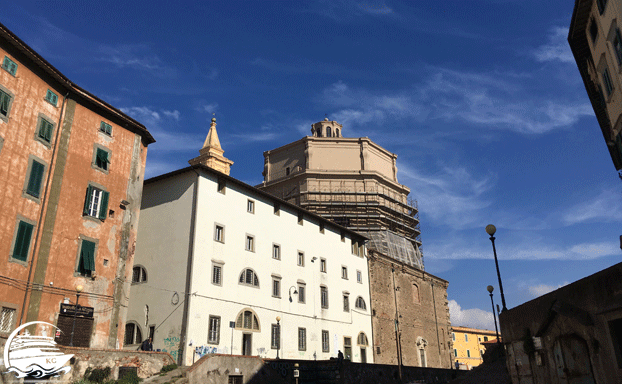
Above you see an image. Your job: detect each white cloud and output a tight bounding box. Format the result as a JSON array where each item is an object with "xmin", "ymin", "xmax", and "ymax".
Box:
[
  {"xmin": 163, "ymin": 110, "xmax": 180, "ymax": 121},
  {"xmin": 356, "ymin": 2, "xmax": 393, "ymax": 15},
  {"xmin": 448, "ymin": 300, "xmax": 495, "ymax": 330},
  {"xmin": 532, "ymin": 27, "xmax": 574, "ymax": 63},
  {"xmin": 198, "ymin": 103, "xmax": 219, "ymax": 114},
  {"xmin": 526, "ymin": 282, "xmax": 568, "ymax": 297},
  {"xmin": 562, "ymin": 189, "xmax": 622, "ymax": 225}
]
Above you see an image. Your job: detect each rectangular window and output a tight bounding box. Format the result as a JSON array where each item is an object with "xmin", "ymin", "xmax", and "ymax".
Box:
[
  {"xmin": 465, "ymin": 334, "xmax": 468, "ymax": 342},
  {"xmin": 273, "ymin": 244, "xmax": 280, "ymax": 260},
  {"xmin": 320, "ymin": 258, "xmax": 326, "ymax": 273},
  {"xmin": 247, "ymin": 199, "xmax": 255, "ymax": 213},
  {"xmin": 454, "ymin": 349, "xmax": 458, "ymax": 357},
  {"xmin": 614, "ymin": 29, "xmax": 622, "ymax": 66},
  {"xmin": 212, "ymin": 264, "xmax": 222, "ymax": 285},
  {"xmin": 298, "ymin": 328, "xmax": 306, "ymax": 351},
  {"xmin": 341, "ymin": 266, "xmax": 348, "ymax": 279},
  {"xmin": 351, "ymin": 240, "xmax": 360, "ymax": 255},
  {"xmin": 2, "ymin": 56, "xmax": 17, "ymax": 76},
  {"xmin": 95, "ymin": 147, "xmax": 110, "ymax": 171},
  {"xmin": 100, "ymin": 121, "xmax": 112, "ymax": 135},
  {"xmin": 452, "ymin": 332, "xmax": 455, "ymax": 341},
  {"xmin": 297, "ymin": 251, "xmax": 304, "ymax": 266},
  {"xmin": 357, "ymin": 270, "xmax": 362, "ymax": 283},
  {"xmin": 298, "ymin": 284, "xmax": 305, "ymax": 303},
  {"xmin": 322, "ymin": 330, "xmax": 330, "ymax": 352},
  {"xmin": 321, "ymin": 286, "xmax": 328, "ymax": 309},
  {"xmin": 77, "ymin": 239, "xmax": 96, "ymax": 277},
  {"xmin": 297, "ymin": 212, "xmax": 303, "ymax": 225},
  {"xmin": 343, "ymin": 295, "xmax": 349, "ymax": 312},
  {"xmin": 0, "ymin": 89, "xmax": 12, "ymax": 118},
  {"xmin": 214, "ymin": 225, "xmax": 224, "ymax": 243},
  {"xmin": 603, "ymin": 67, "xmax": 614, "ymax": 96},
  {"xmin": 228, "ymin": 376, "xmax": 243, "ymax": 384},
  {"xmin": 83, "ymin": 185, "xmax": 109, "ymax": 220},
  {"xmin": 37, "ymin": 118, "xmax": 54, "ymax": 143},
  {"xmin": 0, "ymin": 307, "xmax": 16, "ymax": 333},
  {"xmin": 26, "ymin": 160, "xmax": 45, "ymax": 198},
  {"xmin": 467, "ymin": 350, "xmax": 471, "ymax": 358},
  {"xmin": 272, "ymin": 278, "xmax": 281, "ymax": 298},
  {"xmin": 45, "ymin": 89, "xmax": 58, "ymax": 106},
  {"xmin": 208, "ymin": 316, "xmax": 220, "ymax": 344},
  {"xmin": 484, "ymin": 336, "xmax": 488, "ymax": 342},
  {"xmin": 12, "ymin": 221, "xmax": 34, "ymax": 262},
  {"xmin": 420, "ymin": 349, "xmax": 426, "ymax": 367},
  {"xmin": 245, "ymin": 235, "xmax": 254, "ymax": 252},
  {"xmin": 271, "ymin": 324, "xmax": 280, "ymax": 349}
]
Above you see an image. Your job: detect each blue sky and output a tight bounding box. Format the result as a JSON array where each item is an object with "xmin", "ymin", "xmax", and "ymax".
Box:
[{"xmin": 5, "ymin": 0, "xmax": 621, "ymax": 330}]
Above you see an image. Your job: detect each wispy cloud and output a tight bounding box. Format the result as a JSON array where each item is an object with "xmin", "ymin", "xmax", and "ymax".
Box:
[
  {"xmin": 306, "ymin": 0, "xmax": 395, "ymax": 21},
  {"xmin": 524, "ymin": 282, "xmax": 569, "ymax": 297},
  {"xmin": 197, "ymin": 103, "xmax": 219, "ymax": 114},
  {"xmin": 532, "ymin": 27, "xmax": 574, "ymax": 63},
  {"xmin": 562, "ymin": 189, "xmax": 622, "ymax": 225},
  {"xmin": 448, "ymin": 300, "xmax": 495, "ymax": 330}
]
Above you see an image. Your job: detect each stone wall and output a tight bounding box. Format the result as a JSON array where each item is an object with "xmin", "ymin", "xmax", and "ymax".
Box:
[{"xmin": 0, "ymin": 347, "xmax": 175, "ymax": 384}]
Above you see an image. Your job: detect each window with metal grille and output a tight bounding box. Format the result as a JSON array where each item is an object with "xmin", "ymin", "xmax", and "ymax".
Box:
[
  {"xmin": 239, "ymin": 269, "xmax": 259, "ymax": 287},
  {"xmin": 208, "ymin": 316, "xmax": 220, "ymax": 344},
  {"xmin": 322, "ymin": 330, "xmax": 330, "ymax": 352},
  {"xmin": 357, "ymin": 332, "xmax": 368, "ymax": 346},
  {"xmin": 355, "ymin": 296, "xmax": 367, "ymax": 310},
  {"xmin": 298, "ymin": 328, "xmax": 306, "ymax": 351},
  {"xmin": 212, "ymin": 264, "xmax": 222, "ymax": 285},
  {"xmin": 235, "ymin": 310, "xmax": 260, "ymax": 331},
  {"xmin": 321, "ymin": 286, "xmax": 328, "ymax": 308},
  {"xmin": 228, "ymin": 376, "xmax": 243, "ymax": 384},
  {"xmin": 0, "ymin": 307, "xmax": 16, "ymax": 333}
]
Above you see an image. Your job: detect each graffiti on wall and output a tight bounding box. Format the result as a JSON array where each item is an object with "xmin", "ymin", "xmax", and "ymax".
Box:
[{"xmin": 162, "ymin": 336, "xmax": 180, "ymax": 361}]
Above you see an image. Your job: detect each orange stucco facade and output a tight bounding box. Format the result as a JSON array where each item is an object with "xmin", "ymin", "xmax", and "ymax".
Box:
[{"xmin": 0, "ymin": 22, "xmax": 154, "ymax": 349}]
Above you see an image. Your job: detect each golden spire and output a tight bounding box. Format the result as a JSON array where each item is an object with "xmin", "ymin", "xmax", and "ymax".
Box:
[{"xmin": 189, "ymin": 117, "xmax": 233, "ymax": 175}]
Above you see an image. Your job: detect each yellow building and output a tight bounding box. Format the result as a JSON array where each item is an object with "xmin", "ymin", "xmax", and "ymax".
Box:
[{"xmin": 451, "ymin": 326, "xmax": 499, "ymax": 370}]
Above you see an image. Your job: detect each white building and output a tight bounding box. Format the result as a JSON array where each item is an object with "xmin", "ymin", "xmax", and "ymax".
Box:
[{"xmin": 126, "ymin": 119, "xmax": 373, "ymax": 366}]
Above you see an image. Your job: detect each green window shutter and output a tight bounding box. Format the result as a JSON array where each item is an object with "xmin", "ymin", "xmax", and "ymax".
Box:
[
  {"xmin": 13, "ymin": 221, "xmax": 34, "ymax": 261},
  {"xmin": 83, "ymin": 185, "xmax": 93, "ymax": 215},
  {"xmin": 98, "ymin": 191, "xmax": 109, "ymax": 220},
  {"xmin": 0, "ymin": 91, "xmax": 9, "ymax": 116},
  {"xmin": 96, "ymin": 148, "xmax": 110, "ymax": 170},
  {"xmin": 39, "ymin": 119, "xmax": 53, "ymax": 142},
  {"xmin": 26, "ymin": 161, "xmax": 45, "ymax": 198},
  {"xmin": 46, "ymin": 90, "xmax": 58, "ymax": 106},
  {"xmin": 79, "ymin": 240, "xmax": 96, "ymax": 273}
]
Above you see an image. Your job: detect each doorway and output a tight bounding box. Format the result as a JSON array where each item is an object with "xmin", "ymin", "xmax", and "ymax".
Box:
[
  {"xmin": 242, "ymin": 333, "xmax": 252, "ymax": 356},
  {"xmin": 344, "ymin": 337, "xmax": 352, "ymax": 361},
  {"xmin": 360, "ymin": 347, "xmax": 367, "ymax": 363}
]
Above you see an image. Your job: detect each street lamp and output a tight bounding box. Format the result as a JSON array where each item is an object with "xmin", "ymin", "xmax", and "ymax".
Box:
[
  {"xmin": 487, "ymin": 285, "xmax": 500, "ymax": 344},
  {"xmin": 289, "ymin": 286, "xmax": 298, "ymax": 303},
  {"xmin": 276, "ymin": 316, "xmax": 281, "ymax": 359},
  {"xmin": 485, "ymin": 224, "xmax": 507, "ymax": 312},
  {"xmin": 69, "ymin": 285, "xmax": 83, "ymax": 347}
]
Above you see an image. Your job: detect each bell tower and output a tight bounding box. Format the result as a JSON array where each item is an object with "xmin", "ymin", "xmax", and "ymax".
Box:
[
  {"xmin": 311, "ymin": 118, "xmax": 343, "ymax": 138},
  {"xmin": 189, "ymin": 117, "xmax": 234, "ymax": 175}
]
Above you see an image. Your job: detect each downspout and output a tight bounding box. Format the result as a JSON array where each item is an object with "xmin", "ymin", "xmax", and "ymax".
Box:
[
  {"xmin": 19, "ymin": 91, "xmax": 69, "ymax": 326},
  {"xmin": 178, "ymin": 167, "xmax": 200, "ymax": 365},
  {"xmin": 391, "ymin": 266, "xmax": 403, "ymax": 383},
  {"xmin": 431, "ymin": 280, "xmax": 441, "ymax": 362}
]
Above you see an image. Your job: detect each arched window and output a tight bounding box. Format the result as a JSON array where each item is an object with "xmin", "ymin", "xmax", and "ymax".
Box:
[
  {"xmin": 336, "ymin": 128, "xmax": 340, "ymax": 137},
  {"xmin": 132, "ymin": 265, "xmax": 147, "ymax": 284},
  {"xmin": 357, "ymin": 332, "xmax": 368, "ymax": 346},
  {"xmin": 326, "ymin": 127, "xmax": 332, "ymax": 137},
  {"xmin": 412, "ymin": 283, "xmax": 420, "ymax": 304},
  {"xmin": 125, "ymin": 322, "xmax": 142, "ymax": 345},
  {"xmin": 235, "ymin": 309, "xmax": 260, "ymax": 331},
  {"xmin": 239, "ymin": 268, "xmax": 259, "ymax": 287},
  {"xmin": 355, "ymin": 296, "xmax": 367, "ymax": 310}
]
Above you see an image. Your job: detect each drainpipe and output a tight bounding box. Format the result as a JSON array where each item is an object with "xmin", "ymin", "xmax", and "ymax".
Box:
[
  {"xmin": 431, "ymin": 280, "xmax": 441, "ymax": 361},
  {"xmin": 391, "ymin": 267, "xmax": 403, "ymax": 383},
  {"xmin": 19, "ymin": 91, "xmax": 69, "ymax": 326}
]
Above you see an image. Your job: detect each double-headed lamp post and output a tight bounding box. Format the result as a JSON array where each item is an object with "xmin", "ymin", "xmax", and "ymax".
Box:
[
  {"xmin": 487, "ymin": 285, "xmax": 501, "ymax": 344},
  {"xmin": 69, "ymin": 284, "xmax": 83, "ymax": 347},
  {"xmin": 276, "ymin": 316, "xmax": 281, "ymax": 359},
  {"xmin": 485, "ymin": 224, "xmax": 507, "ymax": 312}
]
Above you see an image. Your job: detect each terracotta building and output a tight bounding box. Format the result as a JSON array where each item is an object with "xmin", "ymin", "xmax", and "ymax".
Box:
[
  {"xmin": 258, "ymin": 119, "xmax": 452, "ymax": 369},
  {"xmin": 0, "ymin": 22, "xmax": 154, "ymax": 349},
  {"xmin": 450, "ymin": 326, "xmax": 498, "ymax": 370},
  {"xmin": 569, "ymin": 0, "xmax": 622, "ymax": 173}
]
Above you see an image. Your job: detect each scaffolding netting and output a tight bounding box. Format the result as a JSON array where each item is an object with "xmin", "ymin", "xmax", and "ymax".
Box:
[{"xmin": 363, "ymin": 230, "xmax": 424, "ymax": 270}]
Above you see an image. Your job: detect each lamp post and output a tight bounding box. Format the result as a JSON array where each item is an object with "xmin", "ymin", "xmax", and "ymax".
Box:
[
  {"xmin": 487, "ymin": 285, "xmax": 500, "ymax": 344},
  {"xmin": 289, "ymin": 286, "xmax": 298, "ymax": 303},
  {"xmin": 485, "ymin": 224, "xmax": 507, "ymax": 312},
  {"xmin": 276, "ymin": 316, "xmax": 281, "ymax": 359},
  {"xmin": 69, "ymin": 285, "xmax": 83, "ymax": 347}
]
